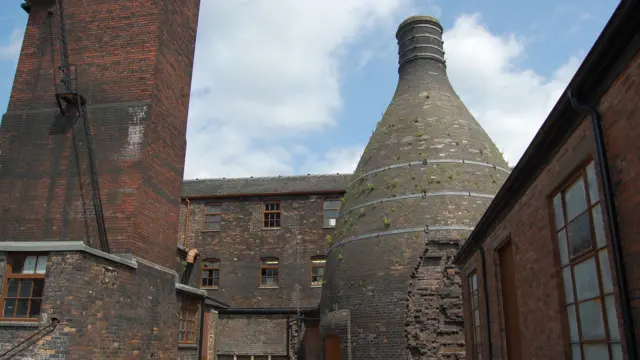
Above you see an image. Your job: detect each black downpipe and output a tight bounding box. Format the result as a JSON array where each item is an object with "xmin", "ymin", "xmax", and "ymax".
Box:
[
  {"xmin": 198, "ymin": 297, "xmax": 205, "ymax": 360},
  {"xmin": 568, "ymin": 89, "xmax": 638, "ymax": 360},
  {"xmin": 479, "ymin": 247, "xmax": 494, "ymax": 360}
]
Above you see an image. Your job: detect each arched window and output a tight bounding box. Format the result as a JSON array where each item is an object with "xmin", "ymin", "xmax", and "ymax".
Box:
[
  {"xmin": 201, "ymin": 259, "xmax": 220, "ymax": 288},
  {"xmin": 310, "ymin": 255, "xmax": 326, "ymax": 287},
  {"xmin": 260, "ymin": 257, "xmax": 279, "ymax": 287}
]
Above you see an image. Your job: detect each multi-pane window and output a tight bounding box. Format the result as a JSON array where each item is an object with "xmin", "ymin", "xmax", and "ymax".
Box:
[
  {"xmin": 552, "ymin": 160, "xmax": 621, "ymax": 360},
  {"xmin": 468, "ymin": 272, "xmax": 482, "ymax": 360},
  {"xmin": 201, "ymin": 259, "xmax": 220, "ymax": 288},
  {"xmin": 323, "ymin": 200, "xmax": 341, "ymax": 228},
  {"xmin": 178, "ymin": 304, "xmax": 198, "ymax": 344},
  {"xmin": 204, "ymin": 204, "xmax": 221, "ymax": 231},
  {"xmin": 260, "ymin": 258, "xmax": 279, "ymax": 287},
  {"xmin": 1, "ymin": 254, "xmax": 48, "ymax": 321},
  {"xmin": 310, "ymin": 256, "xmax": 326, "ymax": 286},
  {"xmin": 263, "ymin": 202, "xmax": 281, "ymax": 228}
]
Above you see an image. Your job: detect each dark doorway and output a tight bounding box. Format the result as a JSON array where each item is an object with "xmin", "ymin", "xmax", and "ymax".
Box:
[
  {"xmin": 498, "ymin": 241, "xmax": 523, "ymax": 360},
  {"xmin": 324, "ymin": 335, "xmax": 340, "ymax": 360}
]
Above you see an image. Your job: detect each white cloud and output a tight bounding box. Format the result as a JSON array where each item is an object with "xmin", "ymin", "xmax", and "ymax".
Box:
[
  {"xmin": 299, "ymin": 145, "xmax": 364, "ymax": 175},
  {"xmin": 443, "ymin": 14, "xmax": 581, "ymax": 165},
  {"xmin": 0, "ymin": 28, "xmax": 22, "ymax": 60},
  {"xmin": 184, "ymin": 0, "xmax": 411, "ymax": 179}
]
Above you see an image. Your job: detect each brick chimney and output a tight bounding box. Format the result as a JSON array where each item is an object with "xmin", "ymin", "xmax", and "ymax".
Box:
[{"xmin": 0, "ymin": 0, "xmax": 200, "ymax": 269}]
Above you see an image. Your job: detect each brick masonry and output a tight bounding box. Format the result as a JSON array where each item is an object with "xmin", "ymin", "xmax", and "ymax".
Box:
[
  {"xmin": 319, "ymin": 16, "xmax": 508, "ymax": 359},
  {"xmin": 0, "ymin": 0, "xmax": 200, "ymax": 270},
  {"xmin": 179, "ymin": 192, "xmax": 341, "ymax": 357},
  {"xmin": 0, "ymin": 252, "xmax": 202, "ymax": 359},
  {"xmin": 458, "ymin": 37, "xmax": 640, "ymax": 360}
]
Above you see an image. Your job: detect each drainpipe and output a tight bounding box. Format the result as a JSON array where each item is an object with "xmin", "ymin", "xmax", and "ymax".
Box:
[
  {"xmin": 184, "ymin": 198, "xmax": 191, "ymax": 248},
  {"xmin": 198, "ymin": 297, "xmax": 205, "ymax": 360},
  {"xmin": 479, "ymin": 247, "xmax": 493, "ymax": 360},
  {"xmin": 567, "ymin": 89, "xmax": 638, "ymax": 360}
]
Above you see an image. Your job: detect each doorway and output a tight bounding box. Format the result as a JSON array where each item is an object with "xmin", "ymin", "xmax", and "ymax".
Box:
[
  {"xmin": 498, "ymin": 241, "xmax": 523, "ymax": 360},
  {"xmin": 324, "ymin": 334, "xmax": 340, "ymax": 360}
]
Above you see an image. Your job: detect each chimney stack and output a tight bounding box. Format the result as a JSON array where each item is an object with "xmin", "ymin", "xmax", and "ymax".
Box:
[{"xmin": 319, "ymin": 15, "xmax": 510, "ymax": 359}]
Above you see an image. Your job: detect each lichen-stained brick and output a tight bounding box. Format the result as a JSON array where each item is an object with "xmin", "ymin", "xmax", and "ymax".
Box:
[
  {"xmin": 318, "ymin": 16, "xmax": 509, "ymax": 360},
  {"xmin": 0, "ymin": 0, "xmax": 201, "ymax": 270}
]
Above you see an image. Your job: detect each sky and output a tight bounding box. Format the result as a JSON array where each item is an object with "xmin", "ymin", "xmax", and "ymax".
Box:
[{"xmin": 0, "ymin": 0, "xmax": 620, "ymax": 179}]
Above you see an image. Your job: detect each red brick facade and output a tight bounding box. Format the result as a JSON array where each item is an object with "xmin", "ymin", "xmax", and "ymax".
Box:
[
  {"xmin": 454, "ymin": 2, "xmax": 640, "ymax": 359},
  {"xmin": 0, "ymin": 0, "xmax": 200, "ymax": 269}
]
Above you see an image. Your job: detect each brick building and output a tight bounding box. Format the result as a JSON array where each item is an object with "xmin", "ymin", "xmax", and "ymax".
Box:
[
  {"xmin": 453, "ymin": 1, "xmax": 640, "ymax": 360},
  {"xmin": 0, "ymin": 1, "xmax": 217, "ymax": 359},
  {"xmin": 179, "ymin": 174, "xmax": 349, "ymax": 359},
  {"xmin": 319, "ymin": 16, "xmax": 509, "ymax": 360}
]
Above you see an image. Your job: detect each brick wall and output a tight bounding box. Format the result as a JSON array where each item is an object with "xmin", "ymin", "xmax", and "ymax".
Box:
[
  {"xmin": 0, "ymin": 0, "xmax": 200, "ymax": 269},
  {"xmin": 0, "ymin": 251, "xmax": 202, "ymax": 359},
  {"xmin": 216, "ymin": 314, "xmax": 289, "ymax": 356},
  {"xmin": 179, "ymin": 194, "xmax": 339, "ymax": 308},
  {"xmin": 459, "ymin": 47, "xmax": 640, "ymax": 359}
]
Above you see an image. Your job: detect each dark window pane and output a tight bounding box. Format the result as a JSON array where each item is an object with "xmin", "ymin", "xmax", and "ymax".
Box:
[
  {"xmin": 564, "ymin": 177, "xmax": 588, "ymax": 221},
  {"xmin": 206, "ymin": 205, "xmax": 220, "ymax": 213},
  {"xmin": 29, "ymin": 300, "xmax": 41, "ymax": 318},
  {"xmin": 3, "ymin": 299, "xmax": 16, "ymax": 317},
  {"xmin": 205, "ymin": 221, "xmax": 220, "ymax": 230},
  {"xmin": 553, "ymin": 194, "xmax": 565, "ymax": 230},
  {"xmin": 6, "ymin": 279, "xmax": 19, "ymax": 297},
  {"xmin": 558, "ymin": 230, "xmax": 569, "ymax": 266},
  {"xmin": 324, "ymin": 200, "xmax": 341, "ymax": 209},
  {"xmin": 206, "ymin": 214, "xmax": 221, "ymax": 223},
  {"xmin": 592, "ymin": 205, "xmax": 606, "ymax": 248},
  {"xmin": 566, "ymin": 212, "xmax": 592, "ymax": 257},
  {"xmin": 313, "ymin": 267, "xmax": 325, "ymax": 276},
  {"xmin": 32, "ymin": 279, "xmax": 45, "ymax": 298},
  {"xmin": 325, "ymin": 209, "xmax": 339, "ymax": 219},
  {"xmin": 19, "ymin": 279, "xmax": 33, "ymax": 298},
  {"xmin": 16, "ymin": 299, "xmax": 29, "ymax": 317}
]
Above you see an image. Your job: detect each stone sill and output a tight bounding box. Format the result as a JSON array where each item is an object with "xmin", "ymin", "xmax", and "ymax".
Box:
[
  {"xmin": 201, "ymin": 230, "xmax": 220, "ymax": 233},
  {"xmin": 310, "ymin": 285, "xmax": 322, "ymax": 288},
  {"xmin": 261, "ymin": 227, "xmax": 281, "ymax": 231},
  {"xmin": 0, "ymin": 321, "xmax": 40, "ymax": 328},
  {"xmin": 259, "ymin": 286, "xmax": 279, "ymax": 289},
  {"xmin": 178, "ymin": 343, "xmax": 198, "ymax": 350}
]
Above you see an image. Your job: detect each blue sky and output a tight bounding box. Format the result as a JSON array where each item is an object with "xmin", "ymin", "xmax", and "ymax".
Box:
[{"xmin": 0, "ymin": 0, "xmax": 619, "ymax": 179}]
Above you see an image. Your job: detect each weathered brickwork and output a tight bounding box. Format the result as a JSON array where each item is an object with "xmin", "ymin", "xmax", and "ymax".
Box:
[
  {"xmin": 0, "ymin": 0, "xmax": 200, "ymax": 269},
  {"xmin": 180, "ymin": 193, "xmax": 340, "ymax": 308},
  {"xmin": 216, "ymin": 314, "xmax": 289, "ymax": 356},
  {"xmin": 457, "ymin": 13, "xmax": 640, "ymax": 360},
  {"xmin": 319, "ymin": 16, "xmax": 508, "ymax": 359},
  {"xmin": 0, "ymin": 252, "xmax": 202, "ymax": 359}
]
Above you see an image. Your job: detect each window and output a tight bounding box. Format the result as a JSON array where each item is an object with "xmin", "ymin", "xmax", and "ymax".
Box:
[
  {"xmin": 468, "ymin": 272, "xmax": 482, "ymax": 359},
  {"xmin": 323, "ymin": 200, "xmax": 341, "ymax": 228},
  {"xmin": 260, "ymin": 257, "xmax": 279, "ymax": 287},
  {"xmin": 204, "ymin": 203, "xmax": 221, "ymax": 231},
  {"xmin": 201, "ymin": 259, "xmax": 220, "ymax": 288},
  {"xmin": 552, "ymin": 160, "xmax": 621, "ymax": 360},
  {"xmin": 311, "ymin": 256, "xmax": 326, "ymax": 286},
  {"xmin": 178, "ymin": 303, "xmax": 198, "ymax": 344},
  {"xmin": 1, "ymin": 254, "xmax": 48, "ymax": 321},
  {"xmin": 263, "ymin": 202, "xmax": 281, "ymax": 228}
]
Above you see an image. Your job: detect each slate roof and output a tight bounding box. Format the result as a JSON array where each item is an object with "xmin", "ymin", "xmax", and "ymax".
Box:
[{"xmin": 181, "ymin": 173, "xmax": 352, "ymax": 198}]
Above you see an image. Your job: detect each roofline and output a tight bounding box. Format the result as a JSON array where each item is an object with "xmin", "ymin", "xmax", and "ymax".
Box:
[
  {"xmin": 453, "ymin": 0, "xmax": 640, "ymax": 265},
  {"xmin": 181, "ymin": 189, "xmax": 346, "ymax": 200}
]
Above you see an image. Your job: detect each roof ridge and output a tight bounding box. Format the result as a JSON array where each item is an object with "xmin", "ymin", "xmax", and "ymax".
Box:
[{"xmin": 183, "ymin": 173, "xmax": 353, "ymax": 183}]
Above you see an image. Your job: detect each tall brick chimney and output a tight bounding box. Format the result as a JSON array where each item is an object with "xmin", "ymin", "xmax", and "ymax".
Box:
[
  {"xmin": 0, "ymin": 0, "xmax": 200, "ymax": 269},
  {"xmin": 319, "ymin": 16, "xmax": 510, "ymax": 359}
]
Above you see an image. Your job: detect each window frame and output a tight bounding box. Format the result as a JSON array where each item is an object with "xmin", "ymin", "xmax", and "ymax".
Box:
[
  {"xmin": 467, "ymin": 271, "xmax": 482, "ymax": 360},
  {"xmin": 322, "ymin": 199, "xmax": 341, "ymax": 228},
  {"xmin": 262, "ymin": 201, "xmax": 282, "ymax": 229},
  {"xmin": 200, "ymin": 258, "xmax": 220, "ymax": 289},
  {"xmin": 259, "ymin": 257, "xmax": 279, "ymax": 288},
  {"xmin": 551, "ymin": 159, "xmax": 621, "ymax": 360},
  {"xmin": 178, "ymin": 302, "xmax": 199, "ymax": 344},
  {"xmin": 203, "ymin": 203, "xmax": 222, "ymax": 232},
  {"xmin": 0, "ymin": 253, "xmax": 48, "ymax": 322},
  {"xmin": 310, "ymin": 256, "xmax": 326, "ymax": 287}
]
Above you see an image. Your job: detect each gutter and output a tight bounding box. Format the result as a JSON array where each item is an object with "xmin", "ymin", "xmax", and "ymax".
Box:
[{"xmin": 567, "ymin": 90, "xmax": 638, "ymax": 360}]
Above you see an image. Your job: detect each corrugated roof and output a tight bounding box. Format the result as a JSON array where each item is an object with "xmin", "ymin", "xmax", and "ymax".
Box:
[{"xmin": 181, "ymin": 173, "xmax": 352, "ymax": 198}]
